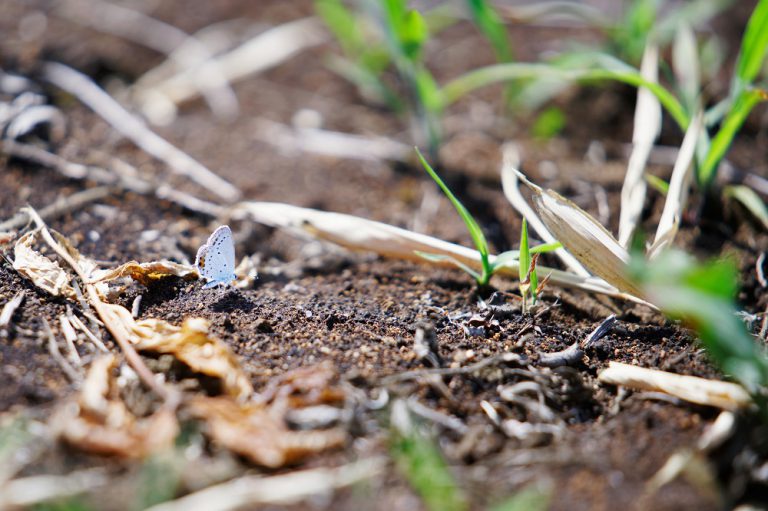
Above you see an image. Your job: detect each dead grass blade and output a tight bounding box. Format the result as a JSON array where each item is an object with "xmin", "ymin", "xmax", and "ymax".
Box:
[
  {"xmin": 144, "ymin": 458, "xmax": 385, "ymax": 511},
  {"xmin": 135, "ymin": 18, "xmax": 326, "ymax": 115},
  {"xmin": 41, "ymin": 62, "xmax": 240, "ymax": 202},
  {"xmin": 509, "ymin": 171, "xmax": 646, "ymax": 299},
  {"xmin": 54, "ymin": 354, "xmax": 179, "ymax": 458},
  {"xmin": 618, "ymin": 41, "xmax": 661, "ymax": 248},
  {"xmin": 235, "ymin": 201, "xmax": 646, "ymax": 302},
  {"xmin": 648, "ymin": 113, "xmax": 702, "ymax": 259},
  {"xmin": 254, "ymin": 118, "xmax": 411, "ymax": 162},
  {"xmin": 598, "ymin": 361, "xmax": 751, "ymax": 410},
  {"xmin": 500, "ymin": 143, "xmax": 590, "ymax": 277},
  {"xmin": 55, "ymin": 0, "xmax": 238, "ymax": 121}
]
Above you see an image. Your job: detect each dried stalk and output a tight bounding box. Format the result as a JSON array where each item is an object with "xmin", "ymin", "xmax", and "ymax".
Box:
[
  {"xmin": 236, "ymin": 201, "xmax": 648, "ymax": 302},
  {"xmin": 0, "ymin": 292, "xmax": 24, "ymax": 329},
  {"xmin": 145, "ymin": 458, "xmax": 385, "ymax": 511},
  {"xmin": 41, "ymin": 62, "xmax": 240, "ymax": 202},
  {"xmin": 54, "ymin": 0, "xmax": 237, "ymax": 120},
  {"xmin": 618, "ymin": 42, "xmax": 661, "ymax": 248},
  {"xmin": 648, "ymin": 114, "xmax": 701, "ymax": 259},
  {"xmin": 598, "ymin": 361, "xmax": 751, "ymax": 410}
]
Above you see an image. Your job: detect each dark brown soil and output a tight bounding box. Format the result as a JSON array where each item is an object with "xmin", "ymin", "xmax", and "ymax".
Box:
[{"xmin": 1, "ymin": 1, "xmax": 767, "ymax": 510}]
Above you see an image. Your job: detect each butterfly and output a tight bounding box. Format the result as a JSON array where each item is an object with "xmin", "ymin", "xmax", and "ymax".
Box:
[{"xmin": 195, "ymin": 225, "xmax": 236, "ymax": 288}]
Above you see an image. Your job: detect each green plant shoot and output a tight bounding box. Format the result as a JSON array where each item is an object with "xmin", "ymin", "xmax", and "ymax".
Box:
[
  {"xmin": 415, "ymin": 149, "xmax": 560, "ymax": 287},
  {"xmin": 518, "ymin": 218, "xmax": 539, "ymax": 310}
]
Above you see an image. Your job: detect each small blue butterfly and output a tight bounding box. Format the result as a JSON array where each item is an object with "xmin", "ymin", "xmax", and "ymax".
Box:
[{"xmin": 195, "ymin": 225, "xmax": 236, "ymax": 288}]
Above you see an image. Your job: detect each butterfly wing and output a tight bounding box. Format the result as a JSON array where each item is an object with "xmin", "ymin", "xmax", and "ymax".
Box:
[{"xmin": 196, "ymin": 225, "xmax": 236, "ymax": 287}]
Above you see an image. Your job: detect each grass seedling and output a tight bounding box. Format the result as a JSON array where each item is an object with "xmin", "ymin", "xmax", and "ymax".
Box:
[
  {"xmin": 440, "ymin": 0, "xmax": 768, "ymax": 192},
  {"xmin": 415, "ymin": 149, "xmax": 560, "ymax": 288},
  {"xmin": 631, "ymin": 249, "xmax": 768, "ymax": 411},
  {"xmin": 518, "ymin": 218, "xmax": 540, "ymax": 312}
]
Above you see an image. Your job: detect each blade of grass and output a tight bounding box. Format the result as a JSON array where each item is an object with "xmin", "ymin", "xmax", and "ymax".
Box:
[
  {"xmin": 724, "ymin": 184, "xmax": 768, "ymax": 230},
  {"xmin": 439, "ymin": 60, "xmax": 689, "ymax": 130},
  {"xmin": 734, "ymin": 0, "xmax": 768, "ymax": 89},
  {"xmin": 699, "ymin": 88, "xmax": 768, "ymax": 186},
  {"xmin": 414, "ymin": 251, "xmax": 482, "ymax": 282},
  {"xmin": 465, "ymin": 0, "xmax": 513, "ymax": 62},
  {"xmin": 416, "ymin": 148, "xmax": 491, "ymax": 283}
]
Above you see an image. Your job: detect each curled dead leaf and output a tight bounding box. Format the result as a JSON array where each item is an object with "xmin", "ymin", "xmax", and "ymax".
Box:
[
  {"xmin": 188, "ymin": 395, "xmax": 347, "ymax": 468},
  {"xmin": 132, "ymin": 317, "xmax": 253, "ymax": 401},
  {"xmin": 13, "ymin": 230, "xmax": 77, "ymax": 299},
  {"xmin": 54, "ymin": 354, "xmax": 179, "ymax": 458}
]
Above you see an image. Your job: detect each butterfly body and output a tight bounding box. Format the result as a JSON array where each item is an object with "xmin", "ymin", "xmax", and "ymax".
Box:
[{"xmin": 195, "ymin": 225, "xmax": 236, "ymax": 288}]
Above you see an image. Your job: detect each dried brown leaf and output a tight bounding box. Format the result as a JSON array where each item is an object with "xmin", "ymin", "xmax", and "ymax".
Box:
[
  {"xmin": 132, "ymin": 317, "xmax": 253, "ymax": 401},
  {"xmin": 89, "ymin": 260, "xmax": 197, "ymax": 285},
  {"xmin": 13, "ymin": 230, "xmax": 77, "ymax": 298},
  {"xmin": 188, "ymin": 395, "xmax": 346, "ymax": 468},
  {"xmin": 55, "ymin": 354, "xmax": 179, "ymax": 458}
]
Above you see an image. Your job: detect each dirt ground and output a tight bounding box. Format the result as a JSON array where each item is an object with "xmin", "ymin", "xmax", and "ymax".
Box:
[{"xmin": 1, "ymin": 1, "xmax": 767, "ymax": 510}]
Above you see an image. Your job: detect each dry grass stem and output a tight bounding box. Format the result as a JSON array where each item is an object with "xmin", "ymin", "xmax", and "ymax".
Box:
[
  {"xmin": 43, "ymin": 318, "xmax": 82, "ymax": 383},
  {"xmin": 145, "ymin": 458, "xmax": 385, "ymax": 511},
  {"xmin": 237, "ymin": 201, "xmax": 646, "ymax": 301},
  {"xmin": 254, "ymin": 118, "xmax": 410, "ymax": 162},
  {"xmin": 136, "ymin": 18, "xmax": 326, "ymax": 114},
  {"xmin": 500, "ymin": 143, "xmax": 590, "ymax": 277},
  {"xmin": 648, "ymin": 114, "xmax": 702, "ymax": 259},
  {"xmin": 69, "ymin": 313, "xmax": 109, "ymax": 353},
  {"xmin": 56, "ymin": 0, "xmax": 238, "ymax": 121},
  {"xmin": 598, "ymin": 361, "xmax": 751, "ymax": 410},
  {"xmin": 41, "ymin": 62, "xmax": 240, "ymax": 202},
  {"xmin": 58, "ymin": 314, "xmax": 82, "ymax": 366},
  {"xmin": 618, "ymin": 42, "xmax": 661, "ymax": 248}
]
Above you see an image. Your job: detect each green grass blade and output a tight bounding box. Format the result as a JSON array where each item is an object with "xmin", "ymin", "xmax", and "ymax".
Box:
[
  {"xmin": 724, "ymin": 184, "xmax": 768, "ymax": 230},
  {"xmin": 490, "ymin": 486, "xmax": 551, "ymax": 511},
  {"xmin": 315, "ymin": 0, "xmax": 364, "ymax": 59},
  {"xmin": 465, "ymin": 0, "xmax": 513, "ymax": 62},
  {"xmin": 439, "ymin": 61, "xmax": 689, "ymax": 130},
  {"xmin": 414, "ymin": 251, "xmax": 482, "ymax": 282},
  {"xmin": 392, "ymin": 430, "xmax": 468, "ymax": 511},
  {"xmin": 520, "ymin": 219, "xmax": 538, "ymax": 302},
  {"xmin": 531, "ymin": 241, "xmax": 563, "ymax": 254},
  {"xmin": 491, "ymin": 249, "xmax": 520, "ymax": 271},
  {"xmin": 416, "ymin": 149, "xmax": 490, "ymax": 263},
  {"xmin": 645, "ymin": 174, "xmax": 670, "ymax": 195},
  {"xmin": 699, "ymin": 88, "xmax": 768, "ymax": 186},
  {"xmin": 735, "ymin": 0, "xmax": 768, "ymax": 87}
]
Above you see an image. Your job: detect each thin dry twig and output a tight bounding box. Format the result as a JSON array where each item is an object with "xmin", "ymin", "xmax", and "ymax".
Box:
[
  {"xmin": 0, "ymin": 186, "xmax": 112, "ymax": 232},
  {"xmin": 68, "ymin": 314, "xmax": 109, "ymax": 353},
  {"xmin": 0, "ymin": 140, "xmax": 224, "ymax": 218},
  {"xmin": 756, "ymin": 252, "xmax": 767, "ymax": 288},
  {"xmin": 41, "ymin": 62, "xmax": 240, "ymax": 202},
  {"xmin": 381, "ymin": 352, "xmax": 527, "ymax": 385},
  {"xmin": 43, "ymin": 318, "xmax": 81, "ymax": 384},
  {"xmin": 145, "ymin": 458, "xmax": 385, "ymax": 511}
]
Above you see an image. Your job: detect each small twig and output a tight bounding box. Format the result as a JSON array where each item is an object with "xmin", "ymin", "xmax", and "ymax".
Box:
[
  {"xmin": 380, "ymin": 352, "xmax": 526, "ymax": 385},
  {"xmin": 1, "ymin": 140, "xmax": 224, "ymax": 218},
  {"xmin": 68, "ymin": 314, "xmax": 109, "ymax": 353},
  {"xmin": 131, "ymin": 295, "xmax": 143, "ymax": 319},
  {"xmin": 0, "ymin": 292, "xmax": 24, "ymax": 330},
  {"xmin": 538, "ymin": 315, "xmax": 616, "ymax": 368},
  {"xmin": 58, "ymin": 314, "xmax": 82, "ymax": 366},
  {"xmin": 41, "ymin": 62, "xmax": 240, "ymax": 202},
  {"xmin": 756, "ymin": 252, "xmax": 767, "ymax": 288},
  {"xmin": 407, "ymin": 398, "xmax": 468, "ymax": 434},
  {"xmin": 43, "ymin": 318, "xmax": 81, "ymax": 384}
]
